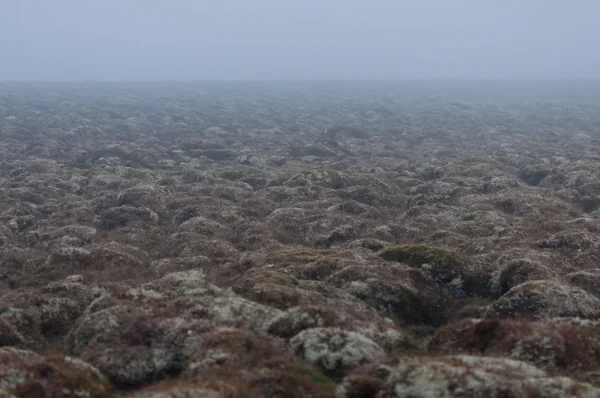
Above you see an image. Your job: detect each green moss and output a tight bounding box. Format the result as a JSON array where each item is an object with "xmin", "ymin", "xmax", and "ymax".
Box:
[
  {"xmin": 310, "ymin": 372, "xmax": 333, "ymax": 383},
  {"xmin": 295, "ymin": 363, "xmax": 332, "ymax": 383}
]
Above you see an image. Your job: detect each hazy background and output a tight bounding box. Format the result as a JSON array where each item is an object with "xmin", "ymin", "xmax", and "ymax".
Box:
[{"xmin": 1, "ymin": 0, "xmax": 599, "ymax": 81}]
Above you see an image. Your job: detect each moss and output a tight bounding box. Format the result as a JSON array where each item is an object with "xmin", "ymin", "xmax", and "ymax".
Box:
[
  {"xmin": 290, "ymin": 328, "xmax": 385, "ymax": 375},
  {"xmin": 0, "ymin": 318, "xmax": 25, "ymax": 348},
  {"xmin": 301, "ymin": 169, "xmax": 347, "ymax": 189},
  {"xmin": 295, "ymin": 363, "xmax": 333, "ymax": 383},
  {"xmin": 519, "ymin": 165, "xmax": 552, "ymax": 186},
  {"xmin": 0, "ymin": 349, "xmax": 111, "ymax": 398},
  {"xmin": 379, "ymin": 245, "xmax": 460, "ymax": 269},
  {"xmin": 194, "ymin": 149, "xmax": 235, "ymax": 161},
  {"xmin": 499, "ymin": 259, "xmax": 552, "ymax": 295},
  {"xmin": 252, "ymin": 249, "xmax": 354, "ymax": 281},
  {"xmin": 384, "ymin": 245, "xmax": 496, "ymax": 298},
  {"xmin": 180, "ymin": 140, "xmax": 224, "ymax": 151},
  {"xmin": 0, "ymin": 308, "xmax": 46, "ymax": 351},
  {"xmin": 289, "ymin": 145, "xmax": 336, "ymax": 158},
  {"xmin": 289, "ymin": 139, "xmax": 353, "ymax": 158},
  {"xmin": 324, "ymin": 125, "xmax": 370, "ymax": 139},
  {"xmin": 484, "ymin": 280, "xmax": 600, "ymax": 320},
  {"xmin": 268, "ymin": 306, "xmax": 339, "ymax": 338}
]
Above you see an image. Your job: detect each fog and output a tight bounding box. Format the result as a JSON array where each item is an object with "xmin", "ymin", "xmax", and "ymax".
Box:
[{"xmin": 1, "ymin": 0, "xmax": 599, "ymax": 81}]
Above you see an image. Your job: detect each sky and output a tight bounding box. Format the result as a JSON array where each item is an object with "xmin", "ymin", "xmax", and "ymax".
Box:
[{"xmin": 1, "ymin": 0, "xmax": 599, "ymax": 81}]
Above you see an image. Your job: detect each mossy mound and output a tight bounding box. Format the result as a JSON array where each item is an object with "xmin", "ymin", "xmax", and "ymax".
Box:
[{"xmin": 378, "ymin": 245, "xmax": 489, "ymax": 297}]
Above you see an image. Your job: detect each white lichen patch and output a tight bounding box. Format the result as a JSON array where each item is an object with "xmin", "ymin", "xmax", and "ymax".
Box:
[{"xmin": 290, "ymin": 327, "xmax": 384, "ymax": 371}]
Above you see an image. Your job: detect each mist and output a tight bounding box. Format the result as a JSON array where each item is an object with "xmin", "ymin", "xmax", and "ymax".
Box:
[{"xmin": 1, "ymin": 0, "xmax": 599, "ymax": 81}]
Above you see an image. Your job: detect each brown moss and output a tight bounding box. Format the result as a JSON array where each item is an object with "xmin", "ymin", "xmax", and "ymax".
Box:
[
  {"xmin": 192, "ymin": 357, "xmax": 337, "ymax": 398},
  {"xmin": 267, "ymin": 306, "xmax": 340, "ymax": 338},
  {"xmin": 0, "ymin": 348, "xmax": 112, "ymax": 398},
  {"xmin": 428, "ymin": 318, "xmax": 600, "ymax": 377}
]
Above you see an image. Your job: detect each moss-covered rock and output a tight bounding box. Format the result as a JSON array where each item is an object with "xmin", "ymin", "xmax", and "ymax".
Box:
[
  {"xmin": 378, "ymin": 245, "xmax": 489, "ymax": 296},
  {"xmin": 371, "ymin": 355, "xmax": 600, "ymax": 398},
  {"xmin": 498, "ymin": 258, "xmax": 555, "ymax": 295},
  {"xmin": 74, "ymin": 313, "xmax": 190, "ymax": 389},
  {"xmin": 232, "ymin": 268, "xmax": 300, "ymax": 310},
  {"xmin": 519, "ymin": 164, "xmax": 552, "ymax": 186},
  {"xmin": 428, "ymin": 318, "xmax": 600, "ymax": 374},
  {"xmin": 290, "ymin": 327, "xmax": 385, "ymax": 375},
  {"xmin": 484, "ymin": 280, "xmax": 600, "ymax": 319},
  {"xmin": 565, "ymin": 271, "xmax": 600, "ymax": 298},
  {"xmin": 0, "ymin": 317, "xmax": 25, "ymax": 348},
  {"xmin": 0, "ymin": 348, "xmax": 111, "ymax": 398}
]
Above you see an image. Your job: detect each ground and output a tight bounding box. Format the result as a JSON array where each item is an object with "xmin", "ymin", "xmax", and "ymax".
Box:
[{"xmin": 1, "ymin": 81, "xmax": 600, "ymax": 397}]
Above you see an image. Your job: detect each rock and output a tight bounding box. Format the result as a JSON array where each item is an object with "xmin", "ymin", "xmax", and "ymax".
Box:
[
  {"xmin": 0, "ymin": 307, "xmax": 45, "ymax": 349},
  {"xmin": 498, "ymin": 258, "xmax": 555, "ymax": 295},
  {"xmin": 327, "ymin": 263, "xmax": 434, "ymax": 326},
  {"xmin": 115, "ymin": 184, "xmax": 166, "ymax": 208},
  {"xmin": 49, "ymin": 224, "xmax": 97, "ymax": 244},
  {"xmin": 565, "ymin": 271, "xmax": 600, "ymax": 297},
  {"xmin": 266, "ymin": 304, "xmax": 406, "ymax": 350},
  {"xmin": 348, "ymin": 238, "xmax": 387, "ymax": 252},
  {"xmin": 378, "ymin": 244, "xmax": 489, "ymax": 296},
  {"xmin": 2, "ymin": 277, "xmax": 105, "ymax": 339},
  {"xmin": 177, "ymin": 216, "xmax": 225, "ymax": 235},
  {"xmin": 0, "ymin": 317, "xmax": 25, "ymax": 347},
  {"xmin": 77, "ymin": 313, "xmax": 189, "ymax": 388},
  {"xmin": 315, "ymin": 224, "xmax": 358, "ymax": 248},
  {"xmin": 369, "ymin": 355, "xmax": 600, "ymax": 398},
  {"xmin": 484, "ymin": 280, "xmax": 600, "ymax": 319},
  {"xmin": 206, "ymin": 296, "xmax": 283, "ymax": 331},
  {"xmin": 99, "ymin": 205, "xmax": 159, "ymax": 229},
  {"xmin": 329, "ymin": 200, "xmax": 370, "ymax": 215},
  {"xmin": 164, "ymin": 232, "xmax": 238, "ymax": 258},
  {"xmin": 65, "ymin": 305, "xmax": 140, "ymax": 356},
  {"xmin": 519, "ymin": 164, "xmax": 552, "ymax": 186},
  {"xmin": 293, "ymin": 169, "xmax": 348, "ymax": 189},
  {"xmin": 43, "ymin": 246, "xmax": 93, "ymax": 271},
  {"xmin": 82, "ymin": 345, "xmax": 156, "ymax": 389},
  {"xmin": 183, "ymin": 327, "xmax": 283, "ymax": 375},
  {"xmin": 268, "ymin": 306, "xmax": 341, "ymax": 339},
  {"xmin": 232, "ymin": 268, "xmax": 301, "ymax": 310},
  {"xmin": 290, "ymin": 327, "xmax": 385, "ymax": 374},
  {"xmin": 537, "ymin": 230, "xmax": 600, "ymax": 251}
]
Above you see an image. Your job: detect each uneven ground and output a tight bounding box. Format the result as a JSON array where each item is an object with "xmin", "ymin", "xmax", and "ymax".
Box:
[{"xmin": 1, "ymin": 81, "xmax": 600, "ymax": 397}]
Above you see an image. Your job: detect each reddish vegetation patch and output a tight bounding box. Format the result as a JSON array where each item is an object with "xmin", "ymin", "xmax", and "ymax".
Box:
[
  {"xmin": 428, "ymin": 318, "xmax": 600, "ymax": 377},
  {"xmin": 0, "ymin": 348, "xmax": 112, "ymax": 397}
]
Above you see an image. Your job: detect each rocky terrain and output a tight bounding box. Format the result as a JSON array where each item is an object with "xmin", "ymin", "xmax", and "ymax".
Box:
[{"xmin": 1, "ymin": 81, "xmax": 600, "ymax": 397}]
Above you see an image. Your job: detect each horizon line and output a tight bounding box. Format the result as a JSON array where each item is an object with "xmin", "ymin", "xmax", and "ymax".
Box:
[{"xmin": 2, "ymin": 78, "xmax": 600, "ymax": 84}]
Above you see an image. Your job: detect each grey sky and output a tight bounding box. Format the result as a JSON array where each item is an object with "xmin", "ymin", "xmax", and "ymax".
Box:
[{"xmin": 1, "ymin": 0, "xmax": 598, "ymax": 81}]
